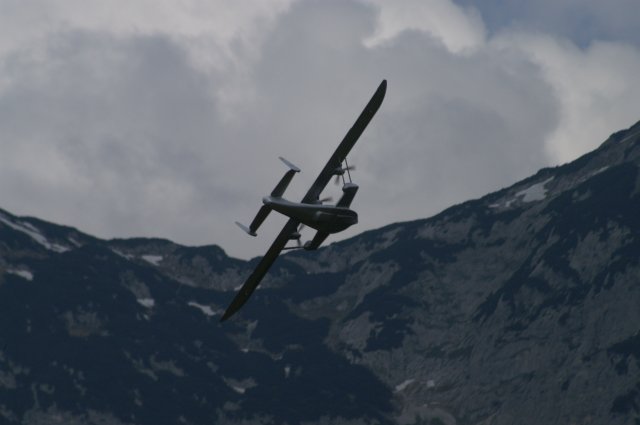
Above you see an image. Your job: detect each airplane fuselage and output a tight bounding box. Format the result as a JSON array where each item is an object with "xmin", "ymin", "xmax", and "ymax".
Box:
[{"xmin": 262, "ymin": 196, "xmax": 358, "ymax": 234}]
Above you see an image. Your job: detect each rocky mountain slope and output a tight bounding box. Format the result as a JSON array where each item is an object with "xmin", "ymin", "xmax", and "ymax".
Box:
[{"xmin": 2, "ymin": 120, "xmax": 640, "ymax": 424}]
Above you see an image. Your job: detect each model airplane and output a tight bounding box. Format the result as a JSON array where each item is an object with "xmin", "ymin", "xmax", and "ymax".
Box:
[{"xmin": 220, "ymin": 80, "xmax": 387, "ymax": 322}]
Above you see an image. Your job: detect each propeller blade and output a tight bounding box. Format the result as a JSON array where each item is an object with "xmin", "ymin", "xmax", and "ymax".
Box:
[
  {"xmin": 334, "ymin": 164, "xmax": 356, "ymax": 185},
  {"xmin": 297, "ymin": 223, "xmax": 305, "ymax": 247}
]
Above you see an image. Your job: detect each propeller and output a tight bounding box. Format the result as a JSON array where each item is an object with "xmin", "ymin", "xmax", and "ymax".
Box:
[
  {"xmin": 284, "ymin": 223, "xmax": 306, "ymax": 250},
  {"xmin": 334, "ymin": 164, "xmax": 356, "ymax": 185}
]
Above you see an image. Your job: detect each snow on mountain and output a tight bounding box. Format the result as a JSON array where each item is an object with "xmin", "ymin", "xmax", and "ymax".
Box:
[
  {"xmin": 141, "ymin": 255, "xmax": 163, "ymax": 265},
  {"xmin": 515, "ymin": 176, "xmax": 553, "ymax": 202},
  {"xmin": 136, "ymin": 298, "xmax": 155, "ymax": 308},
  {"xmin": 187, "ymin": 301, "xmax": 217, "ymax": 316},
  {"xmin": 6, "ymin": 268, "xmax": 34, "ymax": 281},
  {"xmin": 0, "ymin": 213, "xmax": 70, "ymax": 253}
]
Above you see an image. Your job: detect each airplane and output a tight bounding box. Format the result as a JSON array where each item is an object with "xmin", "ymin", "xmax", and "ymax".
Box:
[{"xmin": 220, "ymin": 79, "xmax": 387, "ymax": 322}]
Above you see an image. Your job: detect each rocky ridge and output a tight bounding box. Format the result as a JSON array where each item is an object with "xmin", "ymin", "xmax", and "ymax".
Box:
[{"xmin": 2, "ymin": 121, "xmax": 640, "ymax": 424}]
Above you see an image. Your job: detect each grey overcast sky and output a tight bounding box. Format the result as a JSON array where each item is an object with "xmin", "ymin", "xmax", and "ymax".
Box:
[{"xmin": 1, "ymin": 0, "xmax": 640, "ymax": 259}]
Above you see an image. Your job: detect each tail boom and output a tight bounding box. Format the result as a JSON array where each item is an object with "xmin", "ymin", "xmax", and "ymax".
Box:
[{"xmin": 236, "ymin": 157, "xmax": 301, "ymax": 237}]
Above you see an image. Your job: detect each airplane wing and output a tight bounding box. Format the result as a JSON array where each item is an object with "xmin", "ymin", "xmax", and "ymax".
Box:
[
  {"xmin": 302, "ymin": 79, "xmax": 387, "ymax": 204},
  {"xmin": 219, "ymin": 218, "xmax": 299, "ymax": 322}
]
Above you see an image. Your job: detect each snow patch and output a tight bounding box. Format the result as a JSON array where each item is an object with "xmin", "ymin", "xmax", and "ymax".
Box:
[
  {"xmin": 111, "ymin": 249, "xmax": 133, "ymax": 259},
  {"xmin": 516, "ymin": 177, "xmax": 554, "ymax": 202},
  {"xmin": 67, "ymin": 237, "xmax": 82, "ymax": 247},
  {"xmin": 224, "ymin": 377, "xmax": 256, "ymax": 395},
  {"xmin": 187, "ymin": 301, "xmax": 216, "ymax": 317},
  {"xmin": 0, "ymin": 214, "xmax": 69, "ymax": 253},
  {"xmin": 590, "ymin": 166, "xmax": 610, "ymax": 176},
  {"xmin": 137, "ymin": 298, "xmax": 155, "ymax": 308},
  {"xmin": 489, "ymin": 177, "xmax": 554, "ymax": 209},
  {"xmin": 141, "ymin": 255, "xmax": 163, "ymax": 266},
  {"xmin": 7, "ymin": 269, "xmax": 34, "ymax": 281},
  {"xmin": 394, "ymin": 379, "xmax": 415, "ymax": 392}
]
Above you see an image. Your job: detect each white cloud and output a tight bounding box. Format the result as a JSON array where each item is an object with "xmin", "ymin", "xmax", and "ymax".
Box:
[
  {"xmin": 364, "ymin": 0, "xmax": 486, "ymax": 53},
  {"xmin": 494, "ymin": 33, "xmax": 640, "ymax": 163},
  {"xmin": 0, "ymin": 0, "xmax": 294, "ymax": 48}
]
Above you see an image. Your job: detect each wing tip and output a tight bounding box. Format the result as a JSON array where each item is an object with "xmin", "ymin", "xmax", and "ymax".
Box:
[
  {"xmin": 278, "ymin": 156, "xmax": 301, "ymax": 173},
  {"xmin": 235, "ymin": 221, "xmax": 257, "ymax": 237},
  {"xmin": 220, "ymin": 302, "xmax": 239, "ymax": 322},
  {"xmin": 368, "ymin": 79, "xmax": 387, "ymax": 109}
]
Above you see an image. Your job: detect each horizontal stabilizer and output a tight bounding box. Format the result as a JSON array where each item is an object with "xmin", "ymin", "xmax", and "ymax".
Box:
[
  {"xmin": 279, "ymin": 156, "xmax": 301, "ymax": 172},
  {"xmin": 271, "ymin": 169, "xmax": 297, "ymax": 198},
  {"xmin": 235, "ymin": 221, "xmax": 257, "ymax": 237},
  {"xmin": 270, "ymin": 157, "xmax": 301, "ymax": 197}
]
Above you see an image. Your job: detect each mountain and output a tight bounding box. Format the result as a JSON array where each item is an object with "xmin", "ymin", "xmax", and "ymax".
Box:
[{"xmin": 2, "ymin": 120, "xmax": 640, "ymax": 425}]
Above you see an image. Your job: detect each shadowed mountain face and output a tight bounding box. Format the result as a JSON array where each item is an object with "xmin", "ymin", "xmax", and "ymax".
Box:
[{"xmin": 2, "ymin": 121, "xmax": 640, "ymax": 425}]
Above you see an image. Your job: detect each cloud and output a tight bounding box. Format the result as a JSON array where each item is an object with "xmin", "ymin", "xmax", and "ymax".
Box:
[
  {"xmin": 492, "ymin": 34, "xmax": 640, "ymax": 163},
  {"xmin": 0, "ymin": 0, "xmax": 639, "ymax": 260},
  {"xmin": 0, "ymin": 0, "xmax": 294, "ymax": 47},
  {"xmin": 363, "ymin": 0, "xmax": 486, "ymax": 52},
  {"xmin": 0, "ymin": 32, "xmax": 224, "ymax": 239}
]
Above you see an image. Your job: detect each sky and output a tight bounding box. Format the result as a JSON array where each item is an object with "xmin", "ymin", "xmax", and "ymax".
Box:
[{"xmin": 1, "ymin": 0, "xmax": 640, "ymax": 259}]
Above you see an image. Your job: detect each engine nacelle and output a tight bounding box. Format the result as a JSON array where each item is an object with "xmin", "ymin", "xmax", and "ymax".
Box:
[
  {"xmin": 336, "ymin": 183, "xmax": 359, "ymax": 208},
  {"xmin": 289, "ymin": 231, "xmax": 301, "ymax": 240}
]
